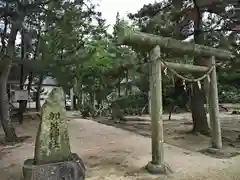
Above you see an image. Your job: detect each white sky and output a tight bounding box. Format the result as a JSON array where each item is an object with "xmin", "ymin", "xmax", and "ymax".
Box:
[
  {"xmin": 95, "ymin": 0, "xmax": 193, "ymax": 41},
  {"xmin": 95, "ymin": 0, "xmax": 158, "ymax": 33},
  {"xmin": 14, "ymin": 0, "xmax": 156, "ymax": 44}
]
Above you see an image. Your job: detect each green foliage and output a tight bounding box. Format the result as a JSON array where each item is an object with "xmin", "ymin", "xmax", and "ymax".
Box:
[
  {"xmin": 219, "ymin": 85, "xmax": 240, "ymax": 103},
  {"xmin": 36, "ymin": 1, "xmax": 107, "ymax": 89},
  {"xmin": 3, "ymin": 0, "xmax": 240, "ymax": 113},
  {"xmin": 218, "ymin": 69, "xmax": 240, "ymax": 103},
  {"xmin": 127, "ymin": 0, "xmax": 240, "ymax": 105},
  {"xmin": 113, "ymin": 93, "xmax": 147, "ymax": 110}
]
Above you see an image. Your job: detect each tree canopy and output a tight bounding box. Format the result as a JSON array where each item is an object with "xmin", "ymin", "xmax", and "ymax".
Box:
[{"xmin": 0, "ymin": 0, "xmax": 239, "ymax": 141}]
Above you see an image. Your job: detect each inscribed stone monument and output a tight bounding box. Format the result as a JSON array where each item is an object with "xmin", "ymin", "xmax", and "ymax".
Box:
[
  {"xmin": 34, "ymin": 87, "xmax": 71, "ymax": 164},
  {"xmin": 22, "ymin": 87, "xmax": 85, "ymax": 180}
]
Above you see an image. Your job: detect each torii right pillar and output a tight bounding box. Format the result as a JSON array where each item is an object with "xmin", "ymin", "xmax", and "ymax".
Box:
[{"xmin": 207, "ymin": 56, "xmax": 222, "ymax": 149}]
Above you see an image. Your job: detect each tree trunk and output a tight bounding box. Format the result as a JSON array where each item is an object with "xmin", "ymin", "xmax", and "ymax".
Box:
[
  {"xmin": 18, "ymin": 74, "xmax": 33, "ymax": 124},
  {"xmin": 118, "ymin": 76, "xmax": 121, "ymax": 97},
  {"xmin": 74, "ymin": 78, "xmax": 80, "ymax": 109},
  {"xmin": 78, "ymin": 87, "xmax": 83, "ymax": 109},
  {"xmin": 19, "ymin": 25, "xmax": 41, "ymax": 122},
  {"xmin": 36, "ymin": 75, "xmax": 43, "ymax": 111},
  {"xmin": 191, "ymin": 83, "xmax": 209, "ymax": 134},
  {"xmin": 73, "ymin": 78, "xmax": 79, "ymax": 110},
  {"xmin": 125, "ymin": 70, "xmax": 128, "ymax": 96},
  {"xmin": 191, "ymin": 0, "xmax": 209, "ymax": 134},
  {"xmin": 0, "ymin": 70, "xmax": 18, "ymax": 142},
  {"xmin": 0, "ymin": 23, "xmax": 19, "ymax": 142},
  {"xmin": 18, "ymin": 31, "xmax": 26, "ymax": 124},
  {"xmin": 90, "ymin": 91, "xmax": 95, "ymax": 108},
  {"xmin": 73, "ymin": 95, "xmax": 77, "ymax": 110}
]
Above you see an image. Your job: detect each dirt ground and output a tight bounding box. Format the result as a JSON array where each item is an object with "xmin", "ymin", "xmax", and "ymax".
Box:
[
  {"xmin": 0, "ymin": 112, "xmax": 240, "ymax": 180},
  {"xmin": 95, "ymin": 112, "xmax": 240, "ymax": 154}
]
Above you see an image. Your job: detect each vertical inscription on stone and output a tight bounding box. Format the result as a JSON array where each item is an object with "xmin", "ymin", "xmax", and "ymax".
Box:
[
  {"xmin": 34, "ymin": 87, "xmax": 71, "ymax": 165},
  {"xmin": 49, "ymin": 112, "xmax": 61, "ymax": 149}
]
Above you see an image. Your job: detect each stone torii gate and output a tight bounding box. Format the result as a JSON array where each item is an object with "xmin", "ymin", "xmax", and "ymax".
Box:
[{"xmin": 116, "ymin": 24, "xmax": 233, "ymax": 174}]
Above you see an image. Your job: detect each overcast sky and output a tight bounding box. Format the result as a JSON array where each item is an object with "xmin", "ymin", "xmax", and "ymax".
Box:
[
  {"xmin": 14, "ymin": 0, "xmax": 157, "ymax": 44},
  {"xmin": 95, "ymin": 0, "xmax": 158, "ymax": 33}
]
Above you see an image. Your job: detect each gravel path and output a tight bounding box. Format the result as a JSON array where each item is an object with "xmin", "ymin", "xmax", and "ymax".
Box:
[{"xmin": 0, "ymin": 117, "xmax": 240, "ymax": 180}]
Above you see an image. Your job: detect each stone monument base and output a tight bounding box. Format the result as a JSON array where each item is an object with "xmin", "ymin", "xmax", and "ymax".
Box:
[{"xmin": 22, "ymin": 153, "xmax": 85, "ymax": 180}]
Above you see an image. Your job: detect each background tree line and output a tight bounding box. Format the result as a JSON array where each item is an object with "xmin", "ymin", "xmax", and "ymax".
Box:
[{"xmin": 0, "ymin": 0, "xmax": 239, "ymax": 141}]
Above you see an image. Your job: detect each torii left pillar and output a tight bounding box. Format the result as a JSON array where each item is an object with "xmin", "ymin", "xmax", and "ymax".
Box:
[{"xmin": 146, "ymin": 46, "xmax": 169, "ymax": 174}]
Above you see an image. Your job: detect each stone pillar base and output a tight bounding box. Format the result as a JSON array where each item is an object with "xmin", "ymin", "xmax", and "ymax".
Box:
[
  {"xmin": 146, "ymin": 161, "xmax": 173, "ymax": 174},
  {"xmin": 22, "ymin": 153, "xmax": 85, "ymax": 180},
  {"xmin": 199, "ymin": 147, "xmax": 240, "ymax": 158}
]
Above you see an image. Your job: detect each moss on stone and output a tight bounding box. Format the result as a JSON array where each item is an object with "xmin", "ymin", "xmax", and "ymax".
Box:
[{"xmin": 34, "ymin": 87, "xmax": 72, "ymax": 165}]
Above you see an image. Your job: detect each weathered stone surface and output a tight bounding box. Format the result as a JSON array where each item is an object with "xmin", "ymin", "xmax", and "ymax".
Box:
[
  {"xmin": 34, "ymin": 87, "xmax": 72, "ymax": 165},
  {"xmin": 146, "ymin": 161, "xmax": 173, "ymax": 175},
  {"xmin": 23, "ymin": 153, "xmax": 85, "ymax": 180}
]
